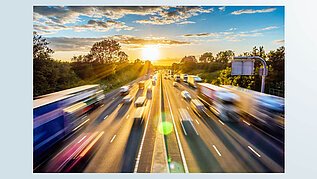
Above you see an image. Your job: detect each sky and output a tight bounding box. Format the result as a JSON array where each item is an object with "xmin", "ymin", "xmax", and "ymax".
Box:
[{"xmin": 33, "ymin": 6, "xmax": 284, "ymax": 65}]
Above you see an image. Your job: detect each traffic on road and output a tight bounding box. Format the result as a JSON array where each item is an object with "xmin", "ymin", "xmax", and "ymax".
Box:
[{"xmin": 33, "ymin": 71, "xmax": 284, "ymax": 173}]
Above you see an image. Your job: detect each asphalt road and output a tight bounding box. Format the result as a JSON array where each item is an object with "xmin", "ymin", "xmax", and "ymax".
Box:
[{"xmin": 36, "ymin": 72, "xmax": 284, "ymax": 173}]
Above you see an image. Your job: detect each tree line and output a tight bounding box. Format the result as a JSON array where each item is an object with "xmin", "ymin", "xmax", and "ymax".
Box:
[
  {"xmin": 172, "ymin": 46, "xmax": 285, "ymax": 96},
  {"xmin": 33, "ymin": 32, "xmax": 149, "ymax": 97}
]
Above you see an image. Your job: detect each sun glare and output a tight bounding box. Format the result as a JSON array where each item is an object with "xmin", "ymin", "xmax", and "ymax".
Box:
[{"xmin": 142, "ymin": 45, "xmax": 159, "ymax": 61}]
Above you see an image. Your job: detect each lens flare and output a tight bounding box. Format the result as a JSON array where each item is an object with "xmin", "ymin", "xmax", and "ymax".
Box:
[{"xmin": 158, "ymin": 121, "xmax": 173, "ymax": 135}]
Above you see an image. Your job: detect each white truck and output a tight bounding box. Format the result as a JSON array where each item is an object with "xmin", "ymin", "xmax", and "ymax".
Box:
[
  {"xmin": 221, "ymin": 85, "xmax": 284, "ymax": 133},
  {"xmin": 188, "ymin": 75, "xmax": 202, "ymax": 88},
  {"xmin": 197, "ymin": 83, "xmax": 240, "ymax": 122}
]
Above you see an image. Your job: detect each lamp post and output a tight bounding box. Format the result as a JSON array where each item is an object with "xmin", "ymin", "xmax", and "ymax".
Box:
[{"xmin": 233, "ymin": 56, "xmax": 268, "ymax": 93}]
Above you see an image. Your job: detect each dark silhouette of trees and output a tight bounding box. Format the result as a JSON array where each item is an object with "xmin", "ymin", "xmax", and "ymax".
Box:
[{"xmin": 199, "ymin": 52, "xmax": 214, "ymax": 62}]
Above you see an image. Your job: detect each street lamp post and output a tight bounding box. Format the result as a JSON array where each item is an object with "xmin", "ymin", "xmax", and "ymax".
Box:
[{"xmin": 233, "ymin": 56, "xmax": 268, "ymax": 93}]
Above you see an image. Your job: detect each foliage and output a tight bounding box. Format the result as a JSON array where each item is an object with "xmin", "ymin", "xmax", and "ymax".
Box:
[
  {"xmin": 199, "ymin": 52, "xmax": 214, "ymax": 62},
  {"xmin": 33, "ymin": 33, "xmax": 148, "ymax": 97},
  {"xmin": 212, "ymin": 46, "xmax": 285, "ymax": 94},
  {"xmin": 33, "ymin": 32, "xmax": 79, "ymax": 97}
]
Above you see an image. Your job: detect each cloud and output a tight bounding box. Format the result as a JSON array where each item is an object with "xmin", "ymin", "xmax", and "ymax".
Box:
[
  {"xmin": 33, "ymin": 6, "xmax": 165, "ymax": 24},
  {"xmin": 34, "ymin": 18, "xmax": 133, "ymax": 35},
  {"xmin": 227, "ymin": 28, "xmax": 237, "ymax": 31},
  {"xmin": 34, "ymin": 6, "xmax": 212, "ymax": 34},
  {"xmin": 46, "ymin": 35, "xmax": 195, "ymax": 52},
  {"xmin": 183, "ymin": 32, "xmax": 218, "ymax": 37},
  {"xmin": 224, "ymin": 36, "xmax": 245, "ymax": 42},
  {"xmin": 219, "ymin": 6, "xmax": 225, "ymax": 11},
  {"xmin": 136, "ymin": 6, "xmax": 213, "ymax": 25},
  {"xmin": 251, "ymin": 26, "xmax": 278, "ymax": 32},
  {"xmin": 231, "ymin": 7, "xmax": 277, "ymax": 15},
  {"xmin": 274, "ymin": 39, "xmax": 285, "ymax": 44},
  {"xmin": 75, "ymin": 19, "xmax": 133, "ymax": 31},
  {"xmin": 237, "ymin": 33, "xmax": 263, "ymax": 37},
  {"xmin": 177, "ymin": 21, "xmax": 196, "ymax": 24}
]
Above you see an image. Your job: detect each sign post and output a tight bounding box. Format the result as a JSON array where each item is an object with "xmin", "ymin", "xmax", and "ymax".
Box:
[{"xmin": 231, "ymin": 56, "xmax": 268, "ymax": 93}]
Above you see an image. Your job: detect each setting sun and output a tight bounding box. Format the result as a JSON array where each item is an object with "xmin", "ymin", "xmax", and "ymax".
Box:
[{"xmin": 142, "ymin": 45, "xmax": 159, "ymax": 61}]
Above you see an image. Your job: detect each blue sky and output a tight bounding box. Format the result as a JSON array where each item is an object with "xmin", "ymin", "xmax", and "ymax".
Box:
[{"xmin": 33, "ymin": 6, "xmax": 284, "ymax": 65}]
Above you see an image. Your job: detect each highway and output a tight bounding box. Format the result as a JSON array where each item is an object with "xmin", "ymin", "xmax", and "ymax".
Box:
[{"xmin": 35, "ymin": 72, "xmax": 284, "ymax": 173}]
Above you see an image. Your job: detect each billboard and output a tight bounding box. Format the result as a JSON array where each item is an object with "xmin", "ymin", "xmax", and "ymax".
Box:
[{"xmin": 231, "ymin": 59, "xmax": 255, "ymax": 75}]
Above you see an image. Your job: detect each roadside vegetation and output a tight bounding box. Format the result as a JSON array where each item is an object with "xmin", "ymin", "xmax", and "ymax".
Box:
[
  {"xmin": 33, "ymin": 32, "xmax": 150, "ymax": 97},
  {"xmin": 172, "ymin": 46, "xmax": 285, "ymax": 96}
]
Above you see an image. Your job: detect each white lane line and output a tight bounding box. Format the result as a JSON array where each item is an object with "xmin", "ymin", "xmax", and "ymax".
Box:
[
  {"xmin": 134, "ymin": 95, "xmax": 153, "ymax": 173},
  {"xmin": 77, "ymin": 136, "xmax": 87, "ymax": 144},
  {"xmin": 195, "ymin": 119, "xmax": 200, "ymax": 125},
  {"xmin": 110, "ymin": 135, "xmax": 116, "ymax": 143},
  {"xmin": 126, "ymin": 115, "xmax": 130, "ymax": 119},
  {"xmin": 187, "ymin": 107, "xmax": 189, "ymax": 110},
  {"xmin": 100, "ymin": 104, "xmax": 104, "ymax": 108},
  {"xmin": 104, "ymin": 115, "xmax": 108, "ymax": 120},
  {"xmin": 213, "ymin": 145, "xmax": 222, "ymax": 157},
  {"xmin": 248, "ymin": 146, "xmax": 261, "ymax": 157},
  {"xmin": 218, "ymin": 120, "xmax": 225, "ymax": 125},
  {"xmin": 164, "ymin": 85, "xmax": 189, "ymax": 173},
  {"xmin": 243, "ymin": 120, "xmax": 251, "ymax": 126}
]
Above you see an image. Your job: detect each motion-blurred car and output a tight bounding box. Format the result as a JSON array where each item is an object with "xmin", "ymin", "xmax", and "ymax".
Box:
[
  {"xmin": 179, "ymin": 108, "xmax": 198, "ymax": 136},
  {"xmin": 168, "ymin": 76, "xmax": 170, "ymax": 80},
  {"xmin": 135, "ymin": 96, "xmax": 146, "ymax": 107},
  {"xmin": 42, "ymin": 131, "xmax": 104, "ymax": 172},
  {"xmin": 164, "ymin": 76, "xmax": 167, "ymax": 79},
  {"xmin": 120, "ymin": 85, "xmax": 130, "ymax": 95},
  {"xmin": 181, "ymin": 91, "xmax": 191, "ymax": 101},
  {"xmin": 134, "ymin": 107, "xmax": 145, "ymax": 125},
  {"xmin": 138, "ymin": 81, "xmax": 145, "ymax": 89},
  {"xmin": 173, "ymin": 82, "xmax": 178, "ymax": 87},
  {"xmin": 122, "ymin": 95, "xmax": 133, "ymax": 103},
  {"xmin": 147, "ymin": 87, "xmax": 152, "ymax": 99},
  {"xmin": 190, "ymin": 99, "xmax": 205, "ymax": 116}
]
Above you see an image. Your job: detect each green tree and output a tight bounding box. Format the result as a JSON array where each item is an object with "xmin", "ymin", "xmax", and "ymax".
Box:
[
  {"xmin": 199, "ymin": 52, "xmax": 214, "ymax": 62},
  {"xmin": 90, "ymin": 39, "xmax": 121, "ymax": 63},
  {"xmin": 215, "ymin": 50, "xmax": 234, "ymax": 63}
]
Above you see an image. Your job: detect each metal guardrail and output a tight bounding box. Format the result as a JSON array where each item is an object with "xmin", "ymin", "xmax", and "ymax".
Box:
[{"xmin": 268, "ymin": 88, "xmax": 284, "ymax": 97}]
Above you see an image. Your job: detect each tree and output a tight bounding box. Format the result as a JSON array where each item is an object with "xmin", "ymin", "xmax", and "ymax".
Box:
[
  {"xmin": 33, "ymin": 32, "xmax": 79, "ymax": 97},
  {"xmin": 199, "ymin": 52, "xmax": 214, "ymax": 62},
  {"xmin": 215, "ymin": 50, "xmax": 234, "ymax": 63},
  {"xmin": 117, "ymin": 51, "xmax": 129, "ymax": 63},
  {"xmin": 90, "ymin": 39, "xmax": 121, "ymax": 63},
  {"xmin": 33, "ymin": 32, "xmax": 54, "ymax": 60},
  {"xmin": 180, "ymin": 56, "xmax": 197, "ymax": 63}
]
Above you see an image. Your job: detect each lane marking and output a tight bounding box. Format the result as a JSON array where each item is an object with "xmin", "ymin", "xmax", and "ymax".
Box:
[
  {"xmin": 248, "ymin": 146, "xmax": 261, "ymax": 157},
  {"xmin": 126, "ymin": 115, "xmax": 130, "ymax": 119},
  {"xmin": 164, "ymin": 84, "xmax": 189, "ymax": 173},
  {"xmin": 100, "ymin": 104, "xmax": 104, "ymax": 108},
  {"xmin": 78, "ymin": 136, "xmax": 87, "ymax": 144},
  {"xmin": 72, "ymin": 118, "xmax": 90, "ymax": 132},
  {"xmin": 104, "ymin": 115, "xmax": 108, "ymax": 120},
  {"xmin": 195, "ymin": 119, "xmax": 200, "ymax": 125},
  {"xmin": 187, "ymin": 107, "xmax": 189, "ymax": 110},
  {"xmin": 218, "ymin": 120, "xmax": 225, "ymax": 125},
  {"xmin": 243, "ymin": 120, "xmax": 251, "ymax": 126},
  {"xmin": 134, "ymin": 95, "xmax": 154, "ymax": 173},
  {"xmin": 110, "ymin": 135, "xmax": 116, "ymax": 143},
  {"xmin": 213, "ymin": 145, "xmax": 222, "ymax": 157}
]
